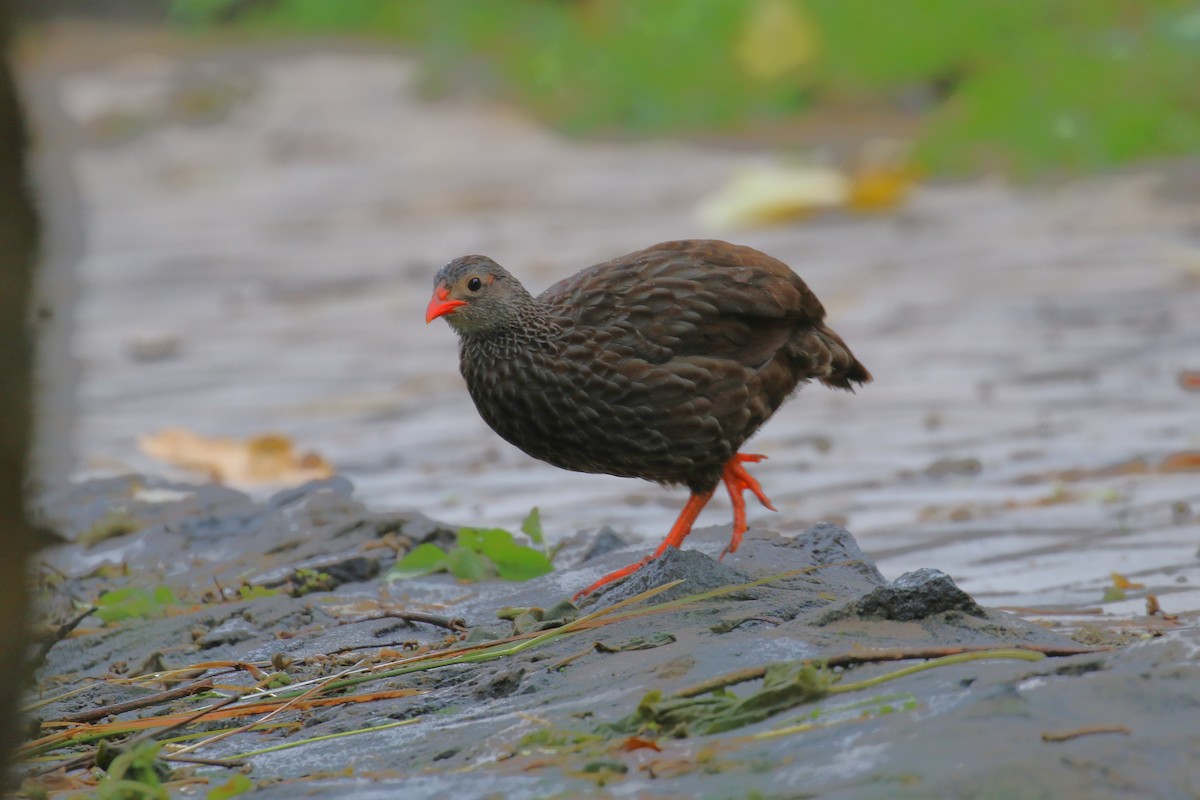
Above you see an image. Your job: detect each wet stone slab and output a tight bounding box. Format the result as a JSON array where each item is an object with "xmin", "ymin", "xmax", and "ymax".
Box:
[{"xmin": 27, "ymin": 477, "xmax": 1200, "ymax": 798}]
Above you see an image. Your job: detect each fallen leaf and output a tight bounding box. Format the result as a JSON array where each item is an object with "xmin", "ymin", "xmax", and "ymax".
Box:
[
  {"xmin": 139, "ymin": 427, "xmax": 334, "ymax": 486},
  {"xmin": 1041, "ymin": 725, "xmax": 1130, "ymax": 743},
  {"xmin": 617, "ymin": 736, "xmax": 662, "ymax": 753},
  {"xmin": 1111, "ymin": 572, "xmax": 1145, "ymax": 591},
  {"xmin": 1096, "ymin": 458, "xmax": 1151, "ymax": 476},
  {"xmin": 1178, "ymin": 370, "xmax": 1200, "ymax": 391},
  {"xmin": 1159, "ymin": 451, "xmax": 1200, "ymax": 473},
  {"xmin": 697, "ymin": 165, "xmax": 848, "ymax": 229},
  {"xmin": 847, "ymin": 162, "xmax": 920, "ymax": 212},
  {"xmin": 1145, "ymin": 595, "xmax": 1178, "ymax": 621}
]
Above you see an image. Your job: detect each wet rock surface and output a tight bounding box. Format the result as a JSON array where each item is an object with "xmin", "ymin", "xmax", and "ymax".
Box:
[
  {"xmin": 825, "ymin": 567, "xmax": 988, "ymax": 623},
  {"xmin": 25, "ymin": 477, "xmax": 1200, "ymax": 798}
]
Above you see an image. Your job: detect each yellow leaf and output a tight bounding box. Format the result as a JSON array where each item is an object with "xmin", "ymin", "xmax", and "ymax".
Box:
[
  {"xmin": 1110, "ymin": 572, "xmax": 1144, "ymax": 591},
  {"xmin": 847, "ymin": 140, "xmax": 920, "ymax": 213},
  {"xmin": 848, "ymin": 164, "xmax": 920, "ymax": 212},
  {"xmin": 697, "ymin": 165, "xmax": 848, "ymax": 229},
  {"xmin": 139, "ymin": 427, "xmax": 334, "ymax": 487},
  {"xmin": 735, "ymin": 0, "xmax": 821, "ymax": 81}
]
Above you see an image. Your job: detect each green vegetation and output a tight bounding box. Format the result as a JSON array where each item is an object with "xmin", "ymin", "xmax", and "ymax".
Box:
[
  {"xmin": 205, "ymin": 774, "xmax": 254, "ymax": 800},
  {"xmin": 286, "ymin": 567, "xmax": 334, "ymax": 596},
  {"xmin": 94, "ymin": 740, "xmax": 171, "ymax": 800},
  {"xmin": 389, "ymin": 508, "xmax": 553, "ymax": 583},
  {"xmin": 596, "ymin": 649, "xmax": 1043, "ymax": 739},
  {"xmin": 169, "ymin": 0, "xmax": 1200, "ymax": 177},
  {"xmin": 93, "ymin": 586, "xmax": 179, "ymax": 625}
]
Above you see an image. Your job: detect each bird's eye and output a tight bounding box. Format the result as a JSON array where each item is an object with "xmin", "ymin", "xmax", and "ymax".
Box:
[{"xmin": 467, "ymin": 277, "xmax": 482, "ymax": 292}]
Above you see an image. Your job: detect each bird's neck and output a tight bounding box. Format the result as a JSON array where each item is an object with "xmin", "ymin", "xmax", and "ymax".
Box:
[{"xmin": 460, "ymin": 299, "xmax": 561, "ymax": 361}]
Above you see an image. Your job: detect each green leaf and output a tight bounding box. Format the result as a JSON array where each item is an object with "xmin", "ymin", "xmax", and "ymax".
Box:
[
  {"xmin": 238, "ymin": 584, "xmax": 280, "ymax": 600},
  {"xmin": 457, "ymin": 526, "xmax": 514, "ymax": 553},
  {"xmin": 96, "ymin": 740, "xmax": 170, "ymax": 799},
  {"xmin": 460, "ymin": 526, "xmax": 553, "ymax": 581},
  {"xmin": 389, "ymin": 524, "xmax": 554, "ymax": 584},
  {"xmin": 520, "ymin": 507, "xmax": 544, "ymax": 545},
  {"xmin": 207, "ymin": 774, "xmax": 254, "ymax": 800},
  {"xmin": 445, "ymin": 546, "xmax": 492, "ymax": 582},
  {"xmin": 489, "ymin": 542, "xmax": 554, "ymax": 582},
  {"xmin": 388, "ymin": 543, "xmax": 449, "ymax": 580},
  {"xmin": 94, "ymin": 586, "xmax": 178, "ymax": 624},
  {"xmin": 1101, "ymin": 586, "xmax": 1126, "ymax": 603}
]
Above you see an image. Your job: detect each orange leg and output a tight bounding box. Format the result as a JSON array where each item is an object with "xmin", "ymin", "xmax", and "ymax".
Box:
[
  {"xmin": 572, "ymin": 452, "xmax": 778, "ymax": 600},
  {"xmin": 719, "ymin": 453, "xmax": 777, "ymax": 559},
  {"xmin": 572, "ymin": 488, "xmax": 714, "ymax": 600}
]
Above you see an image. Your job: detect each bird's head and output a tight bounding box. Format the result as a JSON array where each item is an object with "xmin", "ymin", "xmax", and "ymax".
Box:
[{"xmin": 426, "ymin": 255, "xmax": 528, "ymax": 335}]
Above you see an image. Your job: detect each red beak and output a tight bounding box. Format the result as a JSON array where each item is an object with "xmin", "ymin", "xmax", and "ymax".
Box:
[{"xmin": 426, "ymin": 285, "xmax": 467, "ymax": 323}]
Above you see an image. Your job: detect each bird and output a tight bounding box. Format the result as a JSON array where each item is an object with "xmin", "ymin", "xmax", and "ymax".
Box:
[{"xmin": 425, "ymin": 239, "xmax": 870, "ymax": 598}]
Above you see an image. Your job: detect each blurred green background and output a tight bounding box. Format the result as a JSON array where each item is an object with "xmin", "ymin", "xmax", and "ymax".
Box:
[{"xmin": 166, "ymin": 0, "xmax": 1200, "ymax": 177}]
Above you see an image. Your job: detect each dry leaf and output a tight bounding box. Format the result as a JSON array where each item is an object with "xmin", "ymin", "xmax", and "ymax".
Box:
[
  {"xmin": 617, "ymin": 736, "xmax": 662, "ymax": 753},
  {"xmin": 1178, "ymin": 370, "xmax": 1200, "ymax": 391},
  {"xmin": 697, "ymin": 165, "xmax": 848, "ymax": 229},
  {"xmin": 847, "ymin": 163, "xmax": 920, "ymax": 212},
  {"xmin": 139, "ymin": 427, "xmax": 334, "ymax": 487},
  {"xmin": 846, "ymin": 139, "xmax": 919, "ymax": 213},
  {"xmin": 1111, "ymin": 572, "xmax": 1145, "ymax": 591},
  {"xmin": 1159, "ymin": 451, "xmax": 1200, "ymax": 473},
  {"xmin": 1145, "ymin": 595, "xmax": 1178, "ymax": 621}
]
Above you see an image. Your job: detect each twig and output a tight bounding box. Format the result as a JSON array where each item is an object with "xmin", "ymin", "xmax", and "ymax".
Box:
[
  {"xmin": 676, "ymin": 666, "xmax": 770, "ymax": 698},
  {"xmin": 57, "ymin": 678, "xmax": 216, "ymax": 724},
  {"xmin": 27, "ymin": 693, "xmax": 247, "ymax": 778},
  {"xmin": 162, "ymin": 754, "xmax": 245, "ymax": 768},
  {"xmin": 28, "ymin": 752, "xmax": 93, "ymax": 777},
  {"xmin": 31, "ymin": 606, "xmax": 96, "ymax": 666},
  {"xmin": 675, "ymin": 644, "xmax": 1104, "ymax": 698},
  {"xmin": 551, "ymin": 645, "xmax": 596, "ymax": 670},
  {"xmin": 340, "ymin": 611, "xmax": 468, "ymax": 633},
  {"xmin": 828, "ymin": 649, "xmax": 1046, "ymax": 694},
  {"xmin": 823, "ymin": 643, "xmax": 1105, "ymax": 668},
  {"xmin": 1041, "ymin": 724, "xmax": 1130, "ymax": 742},
  {"xmin": 997, "ymin": 606, "xmax": 1103, "ymax": 616},
  {"xmin": 326, "ymin": 640, "xmax": 418, "ymax": 657}
]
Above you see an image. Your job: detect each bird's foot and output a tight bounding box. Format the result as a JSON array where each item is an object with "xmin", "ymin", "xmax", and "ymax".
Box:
[
  {"xmin": 719, "ymin": 452, "xmax": 777, "ymax": 559},
  {"xmin": 571, "ymin": 482, "xmax": 720, "ymax": 599},
  {"xmin": 573, "ymin": 489, "xmax": 716, "ymax": 600},
  {"xmin": 572, "ymin": 555, "xmax": 654, "ymax": 601}
]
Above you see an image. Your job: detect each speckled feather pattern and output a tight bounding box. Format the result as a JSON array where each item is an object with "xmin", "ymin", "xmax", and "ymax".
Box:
[{"xmin": 435, "ymin": 240, "xmax": 870, "ymax": 494}]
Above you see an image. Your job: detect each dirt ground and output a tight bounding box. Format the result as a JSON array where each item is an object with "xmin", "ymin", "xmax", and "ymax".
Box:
[{"xmin": 15, "ymin": 23, "xmax": 1200, "ymax": 800}]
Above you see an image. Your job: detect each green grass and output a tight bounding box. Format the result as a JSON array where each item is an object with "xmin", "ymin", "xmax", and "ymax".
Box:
[{"xmin": 170, "ymin": 0, "xmax": 1200, "ymax": 178}]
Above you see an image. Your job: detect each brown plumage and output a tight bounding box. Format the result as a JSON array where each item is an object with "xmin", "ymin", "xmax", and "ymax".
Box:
[{"xmin": 427, "ymin": 239, "xmax": 870, "ymax": 596}]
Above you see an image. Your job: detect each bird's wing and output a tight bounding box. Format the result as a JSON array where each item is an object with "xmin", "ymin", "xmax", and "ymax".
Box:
[{"xmin": 539, "ymin": 239, "xmax": 826, "ymax": 369}]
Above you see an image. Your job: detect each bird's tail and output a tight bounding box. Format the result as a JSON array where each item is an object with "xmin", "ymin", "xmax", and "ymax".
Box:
[{"xmin": 799, "ymin": 325, "xmax": 872, "ymax": 392}]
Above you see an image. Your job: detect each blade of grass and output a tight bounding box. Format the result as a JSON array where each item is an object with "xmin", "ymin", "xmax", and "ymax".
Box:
[
  {"xmin": 828, "ymin": 648, "xmax": 1046, "ymax": 694},
  {"xmin": 227, "ymin": 717, "xmax": 423, "ymax": 759}
]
